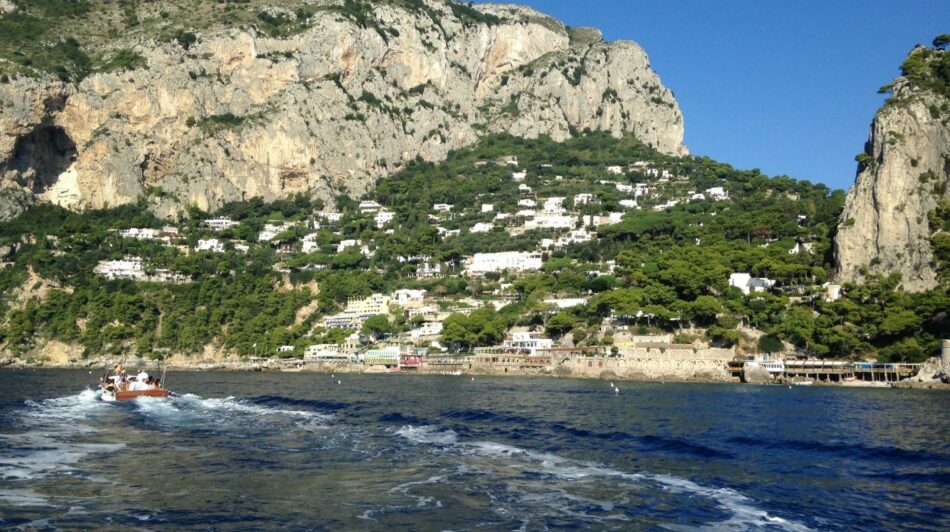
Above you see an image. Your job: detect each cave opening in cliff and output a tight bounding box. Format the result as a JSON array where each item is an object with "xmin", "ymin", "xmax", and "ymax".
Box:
[{"xmin": 5, "ymin": 125, "xmax": 77, "ymax": 194}]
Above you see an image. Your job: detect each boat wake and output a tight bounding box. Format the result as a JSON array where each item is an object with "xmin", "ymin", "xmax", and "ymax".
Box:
[
  {"xmin": 393, "ymin": 425, "xmax": 811, "ymax": 530},
  {"xmin": 133, "ymin": 393, "xmax": 334, "ymax": 432},
  {"xmin": 0, "ymin": 389, "xmax": 124, "ymax": 507}
]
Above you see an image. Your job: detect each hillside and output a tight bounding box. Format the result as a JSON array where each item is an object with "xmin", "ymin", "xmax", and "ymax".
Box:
[
  {"xmin": 2, "ymin": 132, "xmax": 946, "ymax": 365},
  {"xmin": 0, "ymin": 0, "xmax": 685, "ymax": 220},
  {"xmin": 835, "ymin": 40, "xmax": 950, "ymax": 292}
]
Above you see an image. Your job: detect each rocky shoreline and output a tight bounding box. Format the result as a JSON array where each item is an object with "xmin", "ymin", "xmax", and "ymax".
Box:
[{"xmin": 3, "ymin": 355, "xmax": 948, "ymax": 390}]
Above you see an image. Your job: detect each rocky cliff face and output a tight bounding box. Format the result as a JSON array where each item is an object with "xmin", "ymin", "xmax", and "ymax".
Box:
[
  {"xmin": 835, "ymin": 45, "xmax": 950, "ymax": 292},
  {"xmin": 0, "ymin": 0, "xmax": 686, "ymax": 218}
]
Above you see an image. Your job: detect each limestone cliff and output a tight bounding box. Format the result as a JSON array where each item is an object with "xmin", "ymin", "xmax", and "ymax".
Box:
[
  {"xmin": 835, "ymin": 44, "xmax": 950, "ymax": 292},
  {"xmin": 0, "ymin": 0, "xmax": 686, "ymax": 218}
]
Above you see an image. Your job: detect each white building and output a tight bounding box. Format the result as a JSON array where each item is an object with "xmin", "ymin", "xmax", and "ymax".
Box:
[
  {"xmin": 304, "ymin": 344, "xmax": 353, "ymax": 362},
  {"xmin": 619, "ymin": 199, "xmax": 639, "ymax": 209},
  {"xmin": 616, "ymin": 183, "xmax": 633, "ymax": 194},
  {"xmin": 470, "ymin": 222, "xmax": 494, "ymax": 233},
  {"xmin": 729, "ymin": 273, "xmax": 776, "ymax": 295},
  {"xmin": 323, "ymin": 293, "xmax": 391, "ymax": 329},
  {"xmin": 518, "ymin": 199, "xmax": 537, "ymax": 208},
  {"xmin": 94, "ymin": 256, "xmax": 146, "ymax": 281},
  {"xmin": 524, "ymin": 214, "xmax": 573, "ymax": 230},
  {"xmin": 705, "ymin": 187, "xmax": 729, "ymax": 201},
  {"xmin": 518, "ymin": 184, "xmax": 532, "ymax": 193},
  {"xmin": 606, "ymin": 165, "xmax": 624, "ymax": 175},
  {"xmin": 301, "ymin": 233, "xmax": 320, "ymax": 253},
  {"xmin": 481, "ymin": 203, "xmax": 494, "ymax": 213},
  {"xmin": 118, "ymin": 228, "xmax": 159, "ymax": 240},
  {"xmin": 574, "ymin": 193, "xmax": 594, "ymax": 205},
  {"xmin": 359, "ymin": 200, "xmax": 382, "ymax": 213},
  {"xmin": 543, "ymin": 297, "xmax": 588, "ymax": 309},
  {"xmin": 234, "ymin": 243, "xmax": 250, "ymax": 254},
  {"xmin": 503, "ymin": 332, "xmax": 554, "ymax": 356},
  {"xmin": 789, "ymin": 242, "xmax": 815, "ymax": 255},
  {"xmin": 320, "ymin": 211, "xmax": 343, "ymax": 223},
  {"xmin": 203, "ymin": 217, "xmax": 239, "ymax": 231},
  {"xmin": 433, "ymin": 203, "xmax": 453, "ymax": 212},
  {"xmin": 511, "ymin": 171, "xmax": 527, "ymax": 181},
  {"xmin": 409, "ymin": 321, "xmax": 443, "ymax": 340},
  {"xmin": 195, "ymin": 239, "xmax": 225, "ymax": 253},
  {"xmin": 374, "ymin": 210, "xmax": 395, "ymax": 227},
  {"xmin": 276, "ymin": 345, "xmax": 295, "ymax": 354},
  {"xmin": 466, "ymin": 252, "xmax": 543, "ymax": 275},
  {"xmin": 542, "ymin": 197, "xmax": 565, "ymax": 214},
  {"xmin": 337, "ymin": 239, "xmax": 360, "ymax": 253},
  {"xmin": 392, "ymin": 289, "xmax": 427, "ymax": 307}
]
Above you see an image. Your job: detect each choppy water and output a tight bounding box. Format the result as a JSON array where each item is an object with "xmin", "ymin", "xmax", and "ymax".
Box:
[{"xmin": 0, "ymin": 370, "xmax": 947, "ymax": 530}]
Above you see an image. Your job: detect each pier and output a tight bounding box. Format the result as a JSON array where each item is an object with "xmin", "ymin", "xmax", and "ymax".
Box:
[{"xmin": 728, "ymin": 359, "xmax": 923, "ymax": 383}]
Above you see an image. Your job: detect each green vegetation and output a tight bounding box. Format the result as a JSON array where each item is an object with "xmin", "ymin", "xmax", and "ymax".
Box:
[
  {"xmin": 898, "ymin": 41, "xmax": 950, "ymax": 99},
  {"xmin": 0, "ymin": 132, "xmax": 946, "ymax": 362}
]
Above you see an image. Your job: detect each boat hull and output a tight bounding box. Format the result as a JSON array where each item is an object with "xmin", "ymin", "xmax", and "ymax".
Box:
[{"xmin": 100, "ymin": 389, "xmax": 170, "ymax": 402}]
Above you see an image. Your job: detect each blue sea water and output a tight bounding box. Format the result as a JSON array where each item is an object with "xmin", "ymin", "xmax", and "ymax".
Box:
[{"xmin": 0, "ymin": 369, "xmax": 947, "ymax": 530}]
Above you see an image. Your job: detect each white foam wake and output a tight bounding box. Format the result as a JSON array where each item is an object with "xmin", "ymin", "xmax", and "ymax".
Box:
[
  {"xmin": 0, "ymin": 389, "xmax": 125, "ymax": 505},
  {"xmin": 133, "ymin": 393, "xmax": 333, "ymax": 430},
  {"xmin": 395, "ymin": 424, "xmax": 812, "ymax": 530}
]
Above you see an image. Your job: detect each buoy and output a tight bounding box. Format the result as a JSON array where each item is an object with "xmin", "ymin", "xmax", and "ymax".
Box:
[{"xmin": 338, "ymin": 380, "xmax": 342, "ymax": 384}]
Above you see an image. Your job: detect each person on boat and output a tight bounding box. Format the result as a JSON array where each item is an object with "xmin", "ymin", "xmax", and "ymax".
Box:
[{"xmin": 113, "ymin": 363, "xmax": 125, "ymax": 375}]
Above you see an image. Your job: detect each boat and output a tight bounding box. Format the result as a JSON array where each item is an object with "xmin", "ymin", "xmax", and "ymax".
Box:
[
  {"xmin": 97, "ymin": 363, "xmax": 171, "ymax": 401},
  {"xmin": 99, "ymin": 387, "xmax": 170, "ymax": 402},
  {"xmin": 793, "ymin": 380, "xmax": 814, "ymax": 386}
]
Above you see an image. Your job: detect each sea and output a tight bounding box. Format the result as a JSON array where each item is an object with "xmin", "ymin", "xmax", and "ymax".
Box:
[{"xmin": 0, "ymin": 369, "xmax": 947, "ymax": 530}]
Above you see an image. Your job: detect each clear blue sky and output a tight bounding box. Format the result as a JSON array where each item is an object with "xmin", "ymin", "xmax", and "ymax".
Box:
[{"xmin": 478, "ymin": 0, "xmax": 950, "ymax": 191}]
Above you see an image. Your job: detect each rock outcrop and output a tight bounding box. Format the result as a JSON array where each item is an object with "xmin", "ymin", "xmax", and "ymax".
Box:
[
  {"xmin": 0, "ymin": 0, "xmax": 686, "ymax": 218},
  {"xmin": 835, "ymin": 45, "xmax": 950, "ymax": 292}
]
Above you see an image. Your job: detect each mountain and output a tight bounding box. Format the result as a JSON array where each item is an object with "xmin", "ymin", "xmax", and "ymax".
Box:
[
  {"xmin": 835, "ymin": 41, "xmax": 950, "ymax": 292},
  {"xmin": 0, "ymin": 0, "xmax": 685, "ymax": 220}
]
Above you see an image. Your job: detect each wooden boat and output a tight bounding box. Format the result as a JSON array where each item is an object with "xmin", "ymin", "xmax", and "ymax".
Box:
[{"xmin": 99, "ymin": 388, "xmax": 170, "ymax": 402}]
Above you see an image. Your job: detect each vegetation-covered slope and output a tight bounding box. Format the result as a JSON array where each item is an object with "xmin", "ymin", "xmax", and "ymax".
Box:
[{"xmin": 1, "ymin": 133, "xmax": 946, "ymax": 362}]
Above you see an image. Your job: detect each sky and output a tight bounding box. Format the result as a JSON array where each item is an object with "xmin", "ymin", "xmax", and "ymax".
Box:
[{"xmin": 477, "ymin": 0, "xmax": 950, "ymax": 191}]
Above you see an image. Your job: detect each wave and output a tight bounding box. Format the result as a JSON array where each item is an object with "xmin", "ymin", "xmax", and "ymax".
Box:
[
  {"xmin": 727, "ymin": 436, "xmax": 942, "ymax": 464},
  {"xmin": 0, "ymin": 389, "xmax": 125, "ymax": 504},
  {"xmin": 133, "ymin": 394, "xmax": 333, "ymax": 431},
  {"xmin": 395, "ymin": 424, "xmax": 811, "ymax": 530}
]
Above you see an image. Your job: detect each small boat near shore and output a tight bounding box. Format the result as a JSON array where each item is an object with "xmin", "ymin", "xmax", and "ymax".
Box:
[{"xmin": 96, "ymin": 363, "xmax": 171, "ymax": 401}]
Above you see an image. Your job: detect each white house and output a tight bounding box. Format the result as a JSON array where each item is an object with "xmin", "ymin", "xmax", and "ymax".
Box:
[
  {"xmin": 705, "ymin": 187, "xmax": 729, "ymax": 201},
  {"xmin": 615, "ymin": 183, "xmax": 633, "ymax": 194},
  {"xmin": 433, "ymin": 203, "xmax": 453, "ymax": 212},
  {"xmin": 606, "ymin": 165, "xmax": 624, "ymax": 175},
  {"xmin": 302, "ymin": 233, "xmax": 320, "ymax": 253},
  {"xmin": 789, "ymin": 242, "xmax": 815, "ymax": 255},
  {"xmin": 524, "ymin": 214, "xmax": 573, "ymax": 230},
  {"xmin": 320, "ymin": 211, "xmax": 343, "ymax": 223},
  {"xmin": 465, "ymin": 252, "xmax": 543, "ymax": 275},
  {"xmin": 359, "ymin": 200, "xmax": 382, "ymax": 213},
  {"xmin": 481, "ymin": 203, "xmax": 494, "ymax": 213},
  {"xmin": 374, "ymin": 210, "xmax": 395, "ymax": 227},
  {"xmin": 203, "ymin": 217, "xmax": 239, "ymax": 231},
  {"xmin": 470, "ymin": 222, "xmax": 494, "ymax": 233},
  {"xmin": 729, "ymin": 273, "xmax": 776, "ymax": 295},
  {"xmin": 574, "ymin": 193, "xmax": 594, "ymax": 205},
  {"xmin": 94, "ymin": 257, "xmax": 146, "ymax": 281},
  {"xmin": 518, "ymin": 199, "xmax": 537, "ymax": 207},
  {"xmin": 511, "ymin": 171, "xmax": 527, "ymax": 181},
  {"xmin": 409, "ymin": 321, "xmax": 443, "ymax": 339},
  {"xmin": 392, "ymin": 289, "xmax": 427, "ymax": 307},
  {"xmin": 518, "ymin": 184, "xmax": 532, "ymax": 193},
  {"xmin": 619, "ymin": 199, "xmax": 639, "ymax": 209},
  {"xmin": 542, "ymin": 197, "xmax": 565, "ymax": 213},
  {"xmin": 195, "ymin": 239, "xmax": 225, "ymax": 253},
  {"xmin": 503, "ymin": 332, "xmax": 553, "ymax": 356},
  {"xmin": 337, "ymin": 239, "xmax": 361, "ymax": 253},
  {"xmin": 234, "ymin": 243, "xmax": 250, "ymax": 254}
]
